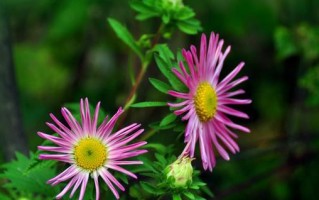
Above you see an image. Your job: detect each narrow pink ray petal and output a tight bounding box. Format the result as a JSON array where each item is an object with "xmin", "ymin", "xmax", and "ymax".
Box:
[
  {"xmin": 167, "ymin": 100, "xmax": 190, "ymax": 108},
  {"xmin": 106, "ymin": 123, "xmax": 140, "ymax": 143},
  {"xmin": 174, "ymin": 105, "xmax": 191, "ymax": 116},
  {"xmin": 190, "ymin": 45, "xmax": 199, "ymax": 69},
  {"xmin": 207, "ymin": 123, "xmax": 230, "ymax": 160},
  {"xmin": 220, "ymin": 89, "xmax": 245, "ymax": 98},
  {"xmin": 200, "ymin": 34, "xmax": 208, "ymax": 76},
  {"xmin": 198, "ymin": 127, "xmax": 208, "ymax": 170},
  {"xmin": 106, "ymin": 164, "xmax": 137, "ymax": 179},
  {"xmin": 111, "ymin": 160, "xmax": 143, "ymax": 165},
  {"xmin": 61, "ymin": 108, "xmax": 82, "ymax": 136},
  {"xmin": 70, "ymin": 174, "xmax": 84, "ymax": 198},
  {"xmin": 215, "ymin": 113, "xmax": 250, "ymax": 133},
  {"xmin": 45, "ymin": 122, "xmax": 75, "ymax": 141},
  {"xmin": 80, "ymin": 98, "xmax": 88, "ymax": 133},
  {"xmin": 49, "ymin": 114, "xmax": 75, "ymax": 138},
  {"xmin": 212, "ymin": 45, "xmax": 230, "ymax": 86},
  {"xmin": 219, "ymin": 98, "xmax": 252, "ymax": 105},
  {"xmin": 84, "ymin": 98, "xmax": 92, "ymax": 134},
  {"xmin": 100, "ymin": 170, "xmax": 120, "ymax": 199},
  {"xmin": 108, "ymin": 129, "xmax": 144, "ymax": 148},
  {"xmin": 218, "ymin": 62, "xmax": 245, "ymax": 88},
  {"xmin": 92, "ymin": 102, "xmax": 101, "ymax": 136},
  {"xmin": 39, "ymin": 154, "xmax": 71, "ymax": 163},
  {"xmin": 38, "ymin": 146, "xmax": 70, "ymax": 153},
  {"xmin": 172, "ymin": 68, "xmax": 188, "ymax": 86},
  {"xmin": 56, "ymin": 176, "xmax": 77, "ymax": 199},
  {"xmin": 78, "ymin": 173, "xmax": 89, "ymax": 200},
  {"xmin": 183, "ymin": 49, "xmax": 197, "ymax": 81},
  {"xmin": 101, "ymin": 169, "xmax": 125, "ymax": 191},
  {"xmin": 181, "ymin": 109, "xmax": 193, "ymax": 121},
  {"xmin": 93, "ymin": 173, "xmax": 100, "ymax": 200},
  {"xmin": 218, "ymin": 105, "xmax": 249, "ymax": 119},
  {"xmin": 217, "ymin": 76, "xmax": 248, "ymax": 94},
  {"xmin": 109, "ymin": 141, "xmax": 147, "ymax": 153},
  {"xmin": 108, "ymin": 150, "xmax": 148, "ymax": 160},
  {"xmin": 37, "ymin": 132, "xmax": 71, "ymax": 147},
  {"xmin": 98, "ymin": 107, "xmax": 123, "ymax": 139},
  {"xmin": 47, "ymin": 165, "xmax": 76, "ymax": 185},
  {"xmin": 168, "ymin": 90, "xmax": 190, "ymax": 99}
]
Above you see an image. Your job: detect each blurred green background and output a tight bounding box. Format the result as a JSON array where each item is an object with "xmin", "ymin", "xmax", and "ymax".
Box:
[{"xmin": 1, "ymin": 0, "xmax": 319, "ymax": 199}]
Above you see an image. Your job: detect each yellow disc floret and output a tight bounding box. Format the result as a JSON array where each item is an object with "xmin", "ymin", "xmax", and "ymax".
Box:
[
  {"xmin": 74, "ymin": 137, "xmax": 107, "ymax": 171},
  {"xmin": 194, "ymin": 82, "xmax": 218, "ymax": 122}
]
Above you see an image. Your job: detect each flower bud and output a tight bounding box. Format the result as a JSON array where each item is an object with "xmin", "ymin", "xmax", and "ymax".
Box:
[
  {"xmin": 165, "ymin": 156, "xmax": 193, "ymax": 188},
  {"xmin": 162, "ymin": 0, "xmax": 184, "ymax": 10}
]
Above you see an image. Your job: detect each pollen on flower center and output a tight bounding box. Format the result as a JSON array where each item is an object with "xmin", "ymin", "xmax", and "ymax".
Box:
[
  {"xmin": 194, "ymin": 82, "xmax": 218, "ymax": 122},
  {"xmin": 74, "ymin": 137, "xmax": 107, "ymax": 171}
]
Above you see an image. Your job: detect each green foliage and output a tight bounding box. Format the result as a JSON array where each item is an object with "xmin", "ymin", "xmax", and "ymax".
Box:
[
  {"xmin": 108, "ymin": 18, "xmax": 144, "ymax": 60},
  {"xmin": 0, "ymin": 152, "xmax": 58, "ymax": 199},
  {"xmin": 130, "ymin": 101, "xmax": 167, "ymax": 107},
  {"xmin": 130, "ymin": 0, "xmax": 202, "ymax": 34},
  {"xmin": 274, "ymin": 27, "xmax": 298, "ymax": 60},
  {"xmin": 275, "ymin": 24, "xmax": 319, "ymax": 61},
  {"xmin": 149, "ymin": 78, "xmax": 171, "ymax": 94},
  {"xmin": 132, "ymin": 144, "xmax": 213, "ymax": 199},
  {"xmin": 275, "ymin": 24, "xmax": 319, "ymax": 106},
  {"xmin": 153, "ymin": 44, "xmax": 185, "ymax": 91},
  {"xmin": 299, "ymin": 66, "xmax": 319, "ymax": 106}
]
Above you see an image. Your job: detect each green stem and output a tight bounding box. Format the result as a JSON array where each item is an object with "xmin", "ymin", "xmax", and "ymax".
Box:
[{"xmin": 139, "ymin": 128, "xmax": 157, "ymax": 141}]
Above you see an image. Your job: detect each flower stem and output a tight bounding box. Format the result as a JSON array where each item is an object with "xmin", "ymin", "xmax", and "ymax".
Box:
[{"xmin": 118, "ymin": 23, "xmax": 165, "ymax": 126}]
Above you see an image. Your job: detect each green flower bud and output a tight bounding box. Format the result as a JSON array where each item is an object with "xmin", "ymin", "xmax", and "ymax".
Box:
[
  {"xmin": 162, "ymin": 0, "xmax": 184, "ymax": 10},
  {"xmin": 165, "ymin": 156, "xmax": 193, "ymax": 188}
]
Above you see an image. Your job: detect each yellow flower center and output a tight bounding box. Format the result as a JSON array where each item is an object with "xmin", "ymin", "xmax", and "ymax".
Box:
[
  {"xmin": 194, "ymin": 82, "xmax": 218, "ymax": 122},
  {"xmin": 74, "ymin": 137, "xmax": 107, "ymax": 171}
]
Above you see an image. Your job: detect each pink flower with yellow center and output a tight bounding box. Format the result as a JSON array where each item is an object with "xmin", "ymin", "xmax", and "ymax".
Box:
[
  {"xmin": 168, "ymin": 32, "xmax": 251, "ymax": 171},
  {"xmin": 38, "ymin": 98, "xmax": 147, "ymax": 199}
]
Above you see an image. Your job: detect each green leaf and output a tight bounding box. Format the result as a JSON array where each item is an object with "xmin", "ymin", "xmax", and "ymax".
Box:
[
  {"xmin": 176, "ymin": 18, "xmax": 201, "ymax": 35},
  {"xmin": 130, "ymin": 101, "xmax": 167, "ymax": 108},
  {"xmin": 173, "ymin": 194, "xmax": 182, "ymax": 200},
  {"xmin": 140, "ymin": 181, "xmax": 158, "ymax": 194},
  {"xmin": 174, "ymin": 7, "xmax": 195, "ymax": 20},
  {"xmin": 149, "ymin": 121, "xmax": 176, "ymax": 130},
  {"xmin": 201, "ymin": 185, "xmax": 214, "ymax": 197},
  {"xmin": 183, "ymin": 191, "xmax": 195, "ymax": 199},
  {"xmin": 160, "ymin": 113, "xmax": 177, "ymax": 126},
  {"xmin": 130, "ymin": 0, "xmax": 159, "ymax": 20},
  {"xmin": 155, "ymin": 153, "xmax": 166, "ymax": 164},
  {"xmin": 0, "ymin": 191, "xmax": 10, "ymax": 200},
  {"xmin": 154, "ymin": 54, "xmax": 184, "ymax": 91},
  {"xmin": 149, "ymin": 78, "xmax": 171, "ymax": 93},
  {"xmin": 274, "ymin": 26, "xmax": 298, "ymax": 60},
  {"xmin": 1, "ymin": 152, "xmax": 58, "ymax": 197},
  {"xmin": 107, "ymin": 18, "xmax": 143, "ymax": 59},
  {"xmin": 153, "ymin": 44, "xmax": 174, "ymax": 65}
]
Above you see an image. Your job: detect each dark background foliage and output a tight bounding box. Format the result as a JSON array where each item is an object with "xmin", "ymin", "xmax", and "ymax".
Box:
[{"xmin": 1, "ymin": 0, "xmax": 319, "ymax": 199}]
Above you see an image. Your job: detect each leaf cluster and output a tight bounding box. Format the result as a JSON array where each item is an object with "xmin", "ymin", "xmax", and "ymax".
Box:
[
  {"xmin": 130, "ymin": 144, "xmax": 213, "ymax": 200},
  {"xmin": 131, "ymin": 0, "xmax": 202, "ymax": 35},
  {"xmin": 0, "ymin": 152, "xmax": 58, "ymax": 200}
]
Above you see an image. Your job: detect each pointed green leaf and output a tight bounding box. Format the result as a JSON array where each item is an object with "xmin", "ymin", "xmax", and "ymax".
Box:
[
  {"xmin": 149, "ymin": 78, "xmax": 171, "ymax": 93},
  {"xmin": 108, "ymin": 18, "xmax": 143, "ymax": 59},
  {"xmin": 183, "ymin": 191, "xmax": 195, "ymax": 199},
  {"xmin": 154, "ymin": 54, "xmax": 184, "ymax": 91},
  {"xmin": 160, "ymin": 113, "xmax": 177, "ymax": 126},
  {"xmin": 176, "ymin": 18, "xmax": 201, "ymax": 35},
  {"xmin": 140, "ymin": 181, "xmax": 158, "ymax": 194},
  {"xmin": 130, "ymin": 101, "xmax": 167, "ymax": 108},
  {"xmin": 173, "ymin": 194, "xmax": 182, "ymax": 200}
]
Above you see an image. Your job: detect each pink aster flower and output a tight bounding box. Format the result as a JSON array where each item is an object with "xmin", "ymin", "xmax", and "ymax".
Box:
[
  {"xmin": 38, "ymin": 98, "xmax": 147, "ymax": 200},
  {"xmin": 168, "ymin": 32, "xmax": 251, "ymax": 171}
]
